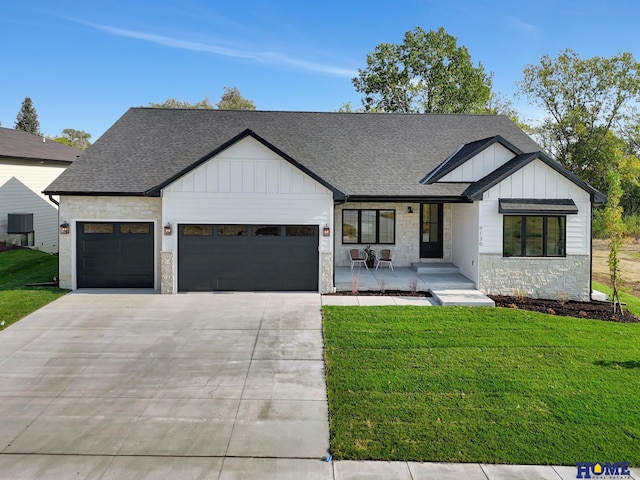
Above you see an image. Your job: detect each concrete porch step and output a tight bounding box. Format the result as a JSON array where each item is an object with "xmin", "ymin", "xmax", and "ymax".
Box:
[
  {"xmin": 431, "ymin": 288, "xmax": 496, "ymax": 307},
  {"xmin": 412, "ymin": 262, "xmax": 460, "ymax": 274},
  {"xmin": 420, "ymin": 273, "xmax": 475, "ymax": 290}
]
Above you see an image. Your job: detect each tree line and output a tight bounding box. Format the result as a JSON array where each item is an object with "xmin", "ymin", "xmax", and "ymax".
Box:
[{"xmin": 10, "ymin": 27, "xmax": 639, "ymax": 221}]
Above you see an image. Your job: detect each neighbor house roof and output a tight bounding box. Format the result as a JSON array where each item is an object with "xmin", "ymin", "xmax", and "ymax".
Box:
[
  {"xmin": 0, "ymin": 127, "xmax": 79, "ymax": 163},
  {"xmin": 45, "ymin": 108, "xmax": 597, "ymax": 201}
]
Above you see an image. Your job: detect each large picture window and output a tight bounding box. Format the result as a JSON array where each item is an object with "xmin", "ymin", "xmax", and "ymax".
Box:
[
  {"xmin": 342, "ymin": 209, "xmax": 395, "ymax": 244},
  {"xmin": 503, "ymin": 216, "xmax": 566, "ymax": 257}
]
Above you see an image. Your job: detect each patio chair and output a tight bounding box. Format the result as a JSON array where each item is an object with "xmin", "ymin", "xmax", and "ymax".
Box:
[
  {"xmin": 375, "ymin": 248, "xmax": 394, "ymax": 271},
  {"xmin": 348, "ymin": 248, "xmax": 368, "ymax": 270}
]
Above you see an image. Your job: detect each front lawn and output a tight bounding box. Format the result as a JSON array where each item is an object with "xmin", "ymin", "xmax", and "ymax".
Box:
[
  {"xmin": 323, "ymin": 305, "xmax": 640, "ymax": 465},
  {"xmin": 593, "ymin": 281, "xmax": 640, "ymax": 317},
  {"xmin": 0, "ymin": 249, "xmax": 67, "ymax": 329}
]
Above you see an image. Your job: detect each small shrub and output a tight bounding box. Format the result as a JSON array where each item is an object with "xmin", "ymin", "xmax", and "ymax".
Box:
[
  {"xmin": 513, "ymin": 289, "xmax": 526, "ymax": 301},
  {"xmin": 409, "ymin": 276, "xmax": 418, "ymax": 296},
  {"xmin": 351, "ymin": 271, "xmax": 360, "ymax": 295},
  {"xmin": 556, "ymin": 292, "xmax": 569, "ymax": 306}
]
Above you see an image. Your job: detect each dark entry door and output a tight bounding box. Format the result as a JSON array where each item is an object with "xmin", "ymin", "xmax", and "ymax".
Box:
[
  {"xmin": 76, "ymin": 222, "xmax": 154, "ymax": 288},
  {"xmin": 420, "ymin": 203, "xmax": 443, "ymax": 258},
  {"xmin": 178, "ymin": 224, "xmax": 319, "ymax": 292}
]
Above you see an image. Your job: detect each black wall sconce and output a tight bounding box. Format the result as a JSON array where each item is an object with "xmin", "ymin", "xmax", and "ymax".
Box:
[
  {"xmin": 60, "ymin": 222, "xmax": 70, "ymax": 234},
  {"xmin": 407, "ymin": 206, "xmax": 413, "ymax": 214},
  {"xmin": 164, "ymin": 223, "xmax": 173, "ymax": 235},
  {"xmin": 323, "ymin": 225, "xmax": 331, "ymax": 236}
]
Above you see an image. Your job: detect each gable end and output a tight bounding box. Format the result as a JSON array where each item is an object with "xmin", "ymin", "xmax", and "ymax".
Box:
[{"xmin": 145, "ymin": 129, "xmax": 345, "ymax": 200}]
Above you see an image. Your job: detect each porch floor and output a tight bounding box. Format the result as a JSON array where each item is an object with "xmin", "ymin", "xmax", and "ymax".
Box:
[{"xmin": 333, "ymin": 266, "xmax": 495, "ymax": 307}]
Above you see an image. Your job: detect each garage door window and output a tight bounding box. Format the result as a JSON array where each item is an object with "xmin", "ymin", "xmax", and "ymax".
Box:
[
  {"xmin": 286, "ymin": 226, "xmax": 315, "ymax": 236},
  {"xmin": 253, "ymin": 226, "xmax": 281, "ymax": 236},
  {"xmin": 184, "ymin": 225, "xmax": 213, "ymax": 236},
  {"xmin": 121, "ymin": 223, "xmax": 150, "ymax": 234},
  {"xmin": 218, "ymin": 225, "xmax": 247, "ymax": 236},
  {"xmin": 84, "ymin": 223, "xmax": 114, "ymax": 234}
]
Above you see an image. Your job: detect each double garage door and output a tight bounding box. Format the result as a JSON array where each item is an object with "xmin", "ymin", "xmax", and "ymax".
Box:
[
  {"xmin": 76, "ymin": 222, "xmax": 319, "ymax": 291},
  {"xmin": 178, "ymin": 224, "xmax": 319, "ymax": 292}
]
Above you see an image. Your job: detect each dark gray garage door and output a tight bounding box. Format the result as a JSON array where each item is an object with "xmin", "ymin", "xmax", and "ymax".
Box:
[
  {"xmin": 76, "ymin": 222, "xmax": 154, "ymax": 288},
  {"xmin": 178, "ymin": 224, "xmax": 319, "ymax": 292}
]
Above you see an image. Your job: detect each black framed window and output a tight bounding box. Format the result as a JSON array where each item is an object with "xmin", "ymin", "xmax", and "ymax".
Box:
[
  {"xmin": 342, "ymin": 209, "xmax": 395, "ymax": 244},
  {"xmin": 503, "ymin": 216, "xmax": 566, "ymax": 257}
]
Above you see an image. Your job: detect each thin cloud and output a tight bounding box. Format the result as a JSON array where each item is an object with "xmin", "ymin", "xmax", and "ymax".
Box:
[
  {"xmin": 511, "ymin": 18, "xmax": 538, "ymax": 38},
  {"xmin": 75, "ymin": 19, "xmax": 357, "ymax": 77}
]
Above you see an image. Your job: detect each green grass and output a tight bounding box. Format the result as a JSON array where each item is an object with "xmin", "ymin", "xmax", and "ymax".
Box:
[
  {"xmin": 323, "ymin": 305, "xmax": 640, "ymax": 465},
  {"xmin": 593, "ymin": 281, "xmax": 640, "ymax": 317},
  {"xmin": 0, "ymin": 249, "xmax": 67, "ymax": 329}
]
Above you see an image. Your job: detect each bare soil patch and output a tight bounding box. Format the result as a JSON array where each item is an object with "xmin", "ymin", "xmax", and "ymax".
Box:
[
  {"xmin": 490, "ymin": 295, "xmax": 639, "ymax": 323},
  {"xmin": 592, "ymin": 238, "xmax": 640, "ymax": 296}
]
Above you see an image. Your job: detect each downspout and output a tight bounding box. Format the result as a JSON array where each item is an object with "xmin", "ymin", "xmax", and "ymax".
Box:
[{"xmin": 48, "ymin": 194, "xmax": 60, "ymax": 207}]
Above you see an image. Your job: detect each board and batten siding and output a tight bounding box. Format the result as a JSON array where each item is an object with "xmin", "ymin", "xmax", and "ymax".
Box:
[
  {"xmin": 477, "ymin": 158, "xmax": 591, "ymax": 256},
  {"xmin": 475, "ymin": 158, "xmax": 592, "ymax": 301},
  {"xmin": 161, "ymin": 136, "xmax": 334, "ymax": 293},
  {"xmin": 439, "ymin": 143, "xmax": 514, "ymax": 182}
]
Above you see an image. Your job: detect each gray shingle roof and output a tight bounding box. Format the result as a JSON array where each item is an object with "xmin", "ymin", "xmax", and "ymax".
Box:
[
  {"xmin": 44, "ymin": 108, "xmax": 546, "ymax": 198},
  {"xmin": 0, "ymin": 127, "xmax": 79, "ymax": 163}
]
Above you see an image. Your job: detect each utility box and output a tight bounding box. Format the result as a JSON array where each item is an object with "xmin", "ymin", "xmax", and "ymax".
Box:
[{"xmin": 7, "ymin": 213, "xmax": 34, "ymax": 234}]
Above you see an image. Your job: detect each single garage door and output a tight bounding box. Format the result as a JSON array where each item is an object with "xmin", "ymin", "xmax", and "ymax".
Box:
[
  {"xmin": 76, "ymin": 222, "xmax": 154, "ymax": 288},
  {"xmin": 178, "ymin": 224, "xmax": 319, "ymax": 292}
]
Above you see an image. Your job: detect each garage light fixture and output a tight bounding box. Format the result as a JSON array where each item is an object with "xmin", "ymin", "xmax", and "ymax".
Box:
[
  {"xmin": 407, "ymin": 206, "xmax": 413, "ymax": 214},
  {"xmin": 164, "ymin": 223, "xmax": 173, "ymax": 235},
  {"xmin": 60, "ymin": 222, "xmax": 70, "ymax": 235},
  {"xmin": 323, "ymin": 225, "xmax": 330, "ymax": 236}
]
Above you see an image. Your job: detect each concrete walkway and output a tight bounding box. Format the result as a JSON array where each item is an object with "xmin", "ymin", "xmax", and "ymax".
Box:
[{"xmin": 1, "ymin": 291, "xmax": 637, "ymax": 479}]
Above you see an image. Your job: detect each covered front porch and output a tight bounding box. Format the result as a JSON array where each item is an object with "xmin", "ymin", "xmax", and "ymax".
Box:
[{"xmin": 333, "ymin": 263, "xmax": 495, "ymax": 306}]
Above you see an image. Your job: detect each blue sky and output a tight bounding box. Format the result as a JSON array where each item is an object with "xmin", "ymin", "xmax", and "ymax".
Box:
[{"xmin": 2, "ymin": 0, "xmax": 638, "ymax": 140}]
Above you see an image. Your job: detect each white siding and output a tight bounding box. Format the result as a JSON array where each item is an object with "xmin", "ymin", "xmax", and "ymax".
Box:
[
  {"xmin": 451, "ymin": 202, "xmax": 479, "ymax": 283},
  {"xmin": 0, "ymin": 159, "xmax": 68, "ymax": 253},
  {"xmin": 162, "ymin": 136, "xmax": 334, "ymax": 293},
  {"xmin": 0, "ymin": 177, "xmax": 59, "ymax": 253},
  {"xmin": 440, "ymin": 143, "xmax": 514, "ymax": 182},
  {"xmin": 0, "ymin": 159, "xmax": 67, "ymax": 205},
  {"xmin": 478, "ymin": 159, "xmax": 591, "ymax": 255}
]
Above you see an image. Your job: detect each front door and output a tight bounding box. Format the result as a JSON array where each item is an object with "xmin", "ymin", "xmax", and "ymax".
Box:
[{"xmin": 420, "ymin": 203, "xmax": 443, "ymax": 258}]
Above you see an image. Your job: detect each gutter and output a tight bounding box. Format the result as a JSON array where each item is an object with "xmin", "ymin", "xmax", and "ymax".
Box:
[{"xmin": 47, "ymin": 194, "xmax": 60, "ymax": 207}]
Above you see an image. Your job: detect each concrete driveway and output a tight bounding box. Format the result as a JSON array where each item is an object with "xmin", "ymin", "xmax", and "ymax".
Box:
[{"xmin": 0, "ymin": 291, "xmax": 332, "ymax": 479}]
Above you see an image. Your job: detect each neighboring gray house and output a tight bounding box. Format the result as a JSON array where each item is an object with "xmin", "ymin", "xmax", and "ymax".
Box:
[
  {"xmin": 0, "ymin": 127, "xmax": 78, "ymax": 253},
  {"xmin": 45, "ymin": 109, "xmax": 605, "ymax": 300}
]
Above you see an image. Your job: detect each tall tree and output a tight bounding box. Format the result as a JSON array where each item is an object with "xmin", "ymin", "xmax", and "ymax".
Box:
[
  {"xmin": 15, "ymin": 96, "xmax": 41, "ymax": 135},
  {"xmin": 215, "ymin": 86, "xmax": 256, "ymax": 110},
  {"xmin": 148, "ymin": 97, "xmax": 214, "ymax": 109},
  {"xmin": 517, "ymin": 49, "xmax": 640, "ymax": 193},
  {"xmin": 353, "ymin": 27, "xmax": 492, "ymax": 114},
  {"xmin": 53, "ymin": 128, "xmax": 92, "ymax": 150}
]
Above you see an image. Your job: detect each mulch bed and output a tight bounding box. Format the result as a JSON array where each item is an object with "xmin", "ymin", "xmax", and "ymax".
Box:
[
  {"xmin": 490, "ymin": 295, "xmax": 640, "ymax": 323},
  {"xmin": 0, "ymin": 244, "xmax": 23, "ymax": 253},
  {"xmin": 327, "ymin": 290, "xmax": 432, "ymax": 297}
]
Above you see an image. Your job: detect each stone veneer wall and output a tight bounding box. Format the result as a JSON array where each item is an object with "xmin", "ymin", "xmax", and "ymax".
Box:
[
  {"xmin": 58, "ymin": 196, "xmax": 162, "ymax": 290},
  {"xmin": 478, "ymin": 254, "xmax": 591, "ymax": 301},
  {"xmin": 320, "ymin": 252, "xmax": 333, "ymax": 294},
  {"xmin": 334, "ymin": 202, "xmax": 452, "ymax": 267}
]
